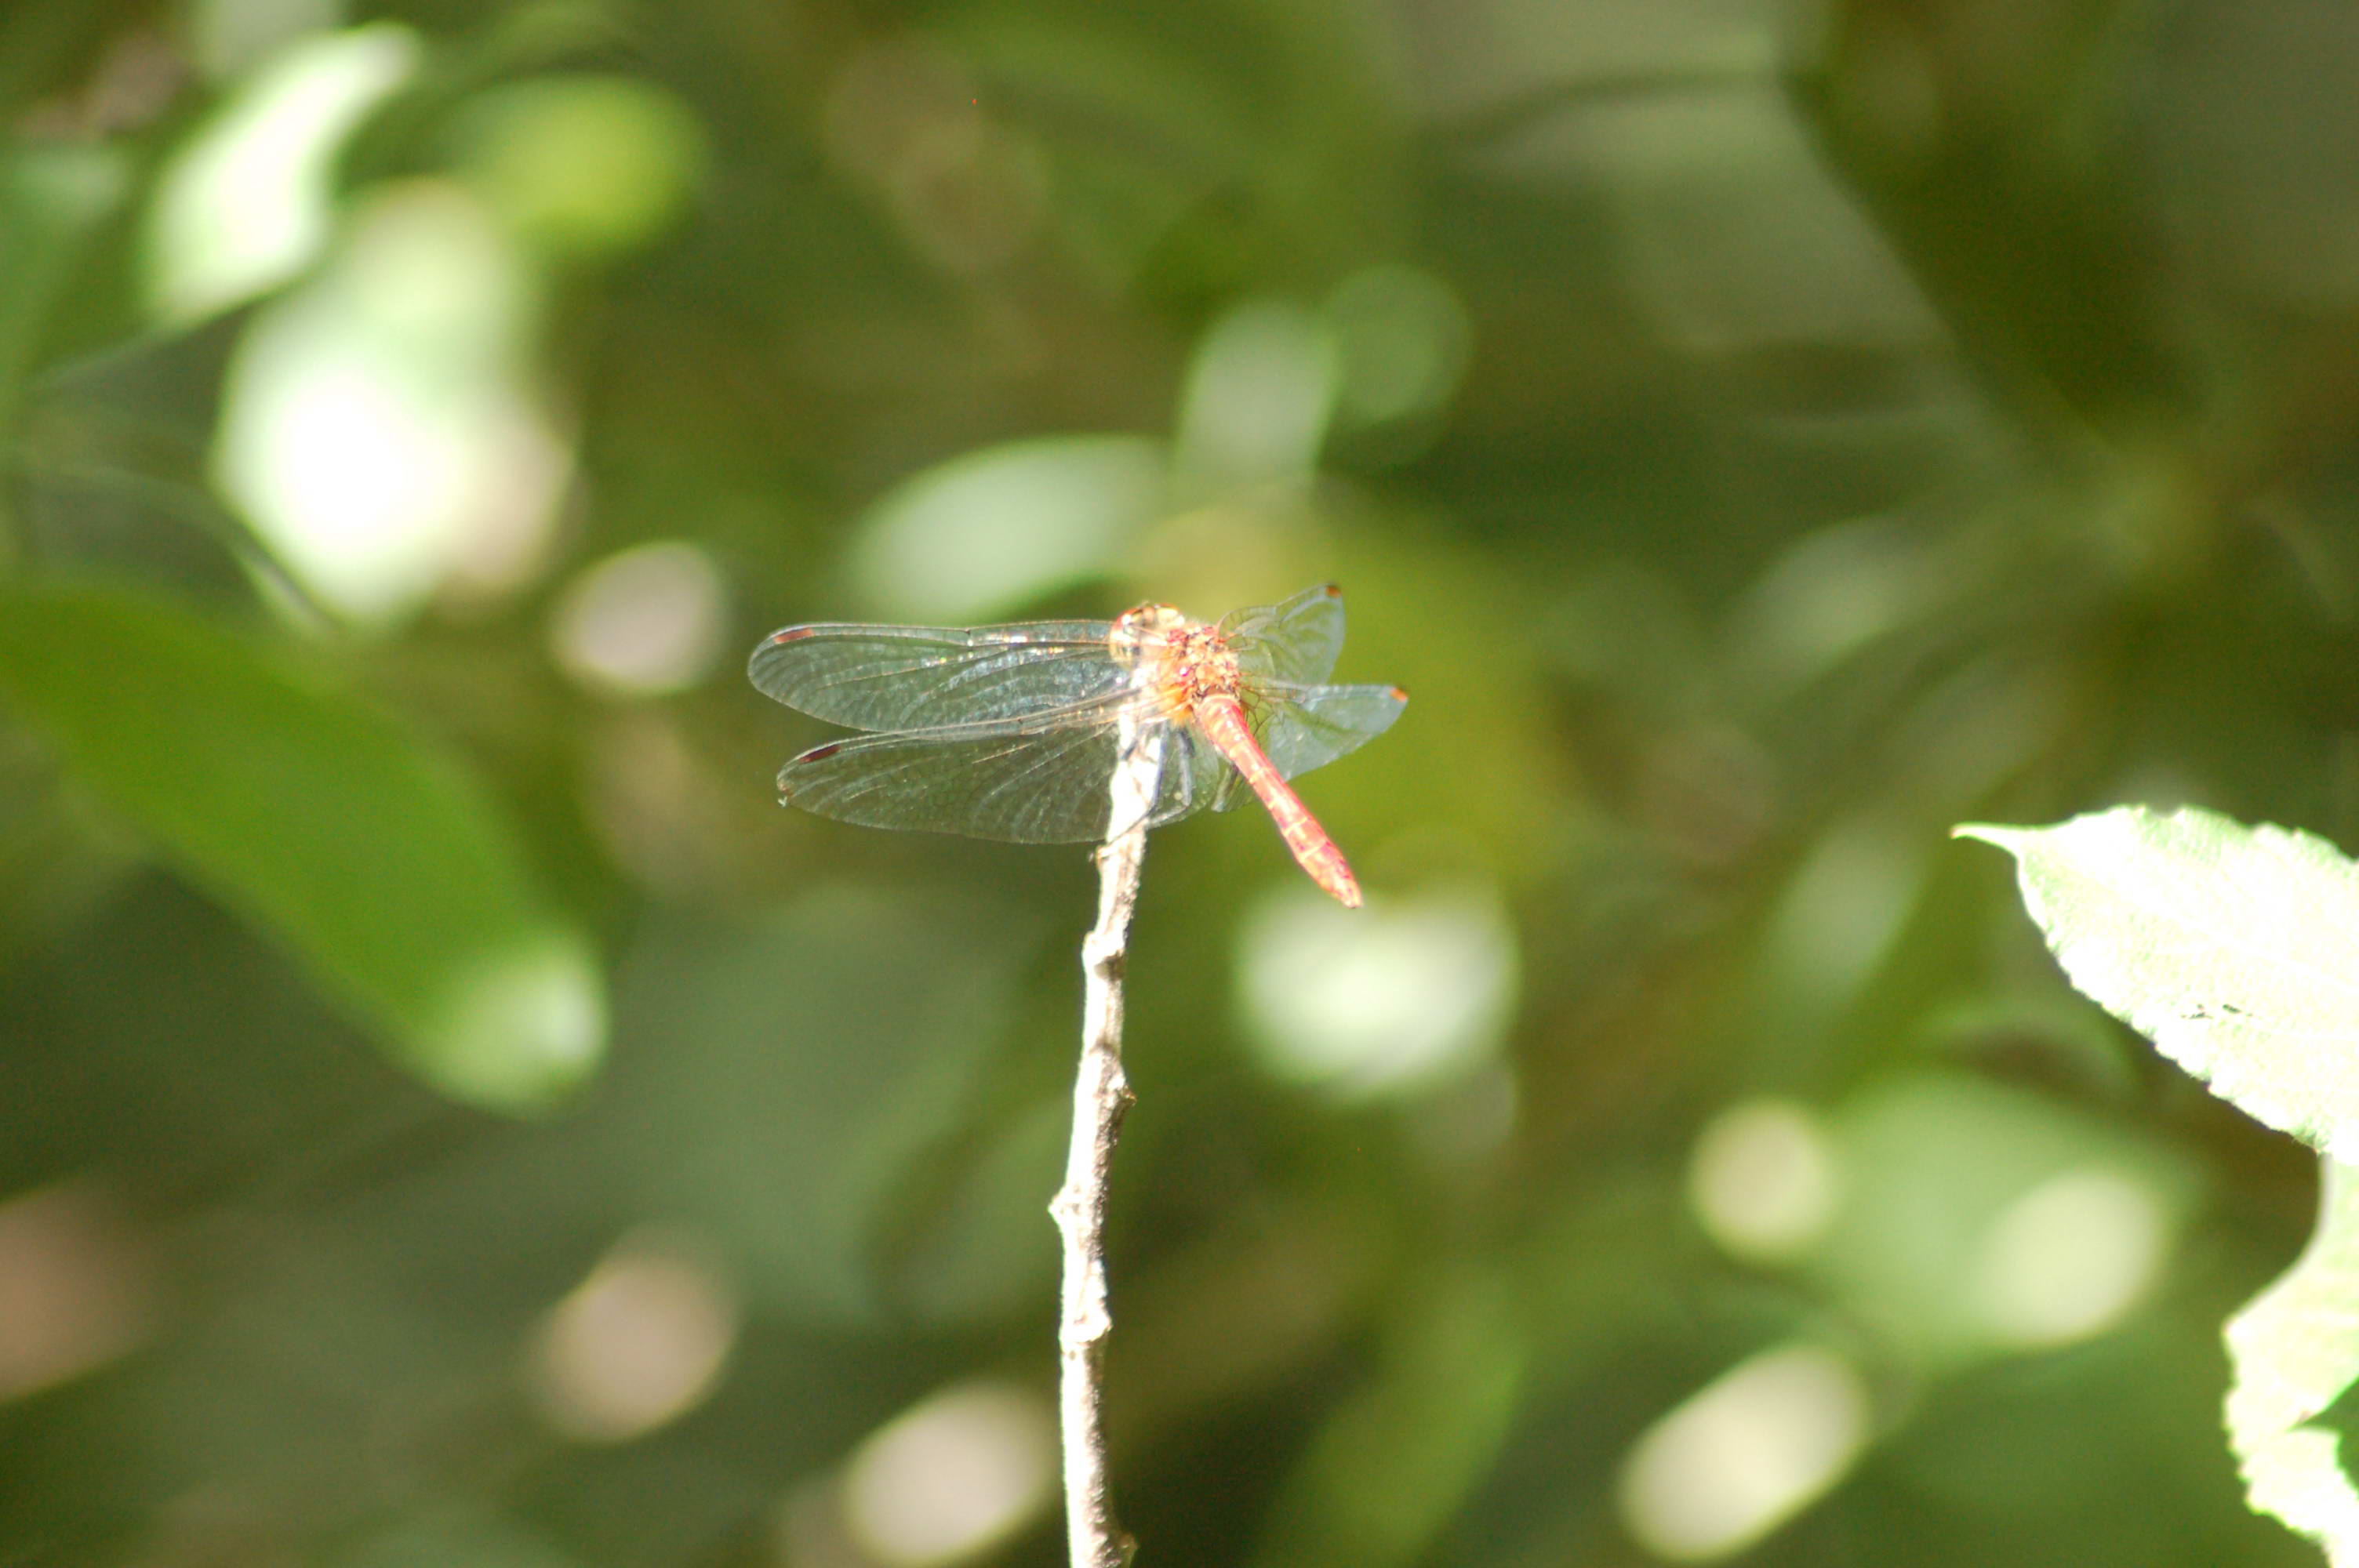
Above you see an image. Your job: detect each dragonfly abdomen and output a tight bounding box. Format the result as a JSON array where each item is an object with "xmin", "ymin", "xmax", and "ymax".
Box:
[{"xmin": 1193, "ymin": 694, "xmax": 1363, "ymax": 907}]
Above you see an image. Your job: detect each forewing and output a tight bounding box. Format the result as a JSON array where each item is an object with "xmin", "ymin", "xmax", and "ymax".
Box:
[
  {"xmin": 748, "ymin": 619, "xmax": 1123, "ymax": 731},
  {"xmin": 779, "ymin": 693, "xmax": 1177, "ymax": 844},
  {"xmin": 1224, "ymin": 583, "xmax": 1346, "ymax": 686},
  {"xmin": 1251, "ymin": 681, "xmax": 1407, "ymax": 783}
]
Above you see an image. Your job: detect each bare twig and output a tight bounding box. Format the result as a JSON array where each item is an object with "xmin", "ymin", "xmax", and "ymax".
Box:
[{"xmin": 1050, "ymin": 717, "xmax": 1161, "ymax": 1568}]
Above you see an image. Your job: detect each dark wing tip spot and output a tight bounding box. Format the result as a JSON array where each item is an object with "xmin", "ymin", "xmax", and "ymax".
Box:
[
  {"xmin": 1321, "ymin": 583, "xmax": 1343, "ymax": 598},
  {"xmin": 767, "ymin": 626, "xmax": 818, "ymax": 645},
  {"xmin": 1389, "ymin": 686, "xmax": 1408, "ymax": 702},
  {"xmin": 778, "ymin": 740, "xmax": 845, "ymax": 796}
]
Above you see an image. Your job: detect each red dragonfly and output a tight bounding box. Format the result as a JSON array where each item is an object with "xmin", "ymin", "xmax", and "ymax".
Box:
[{"xmin": 749, "ymin": 583, "xmax": 1405, "ymax": 905}]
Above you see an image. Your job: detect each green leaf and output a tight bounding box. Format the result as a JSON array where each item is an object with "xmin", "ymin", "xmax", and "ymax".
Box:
[
  {"xmin": 2226, "ymin": 1156, "xmax": 2359, "ymax": 1563},
  {"xmin": 1957, "ymin": 805, "xmax": 2359, "ymax": 1153},
  {"xmin": 0, "ymin": 583, "xmax": 604, "ymax": 1111}
]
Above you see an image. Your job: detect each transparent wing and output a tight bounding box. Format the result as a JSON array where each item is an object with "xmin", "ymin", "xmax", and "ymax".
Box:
[
  {"xmin": 1206, "ymin": 760, "xmax": 1252, "ymax": 813},
  {"xmin": 779, "ymin": 693, "xmax": 1208, "ymax": 844},
  {"xmin": 1154, "ymin": 725, "xmax": 1236, "ymax": 824},
  {"xmin": 748, "ymin": 619, "xmax": 1123, "ymax": 731},
  {"xmin": 1223, "ymin": 583, "xmax": 1346, "ymax": 687},
  {"xmin": 1239, "ymin": 681, "xmax": 1408, "ymax": 793}
]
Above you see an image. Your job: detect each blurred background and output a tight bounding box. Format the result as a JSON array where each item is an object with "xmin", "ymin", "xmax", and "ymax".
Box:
[{"xmin": 0, "ymin": 0, "xmax": 2352, "ymax": 1563}]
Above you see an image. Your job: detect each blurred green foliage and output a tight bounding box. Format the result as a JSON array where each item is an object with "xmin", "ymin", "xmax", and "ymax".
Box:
[{"xmin": 1, "ymin": 0, "xmax": 2353, "ymax": 1564}]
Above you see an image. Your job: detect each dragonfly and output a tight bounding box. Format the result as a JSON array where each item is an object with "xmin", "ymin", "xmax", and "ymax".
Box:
[{"xmin": 748, "ymin": 583, "xmax": 1406, "ymax": 905}]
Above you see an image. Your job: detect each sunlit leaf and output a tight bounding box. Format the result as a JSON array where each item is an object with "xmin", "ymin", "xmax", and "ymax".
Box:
[
  {"xmin": 2226, "ymin": 1156, "xmax": 2359, "ymax": 1566},
  {"xmin": 0, "ymin": 583, "xmax": 603, "ymax": 1110},
  {"xmin": 1957, "ymin": 805, "xmax": 2359, "ymax": 1154}
]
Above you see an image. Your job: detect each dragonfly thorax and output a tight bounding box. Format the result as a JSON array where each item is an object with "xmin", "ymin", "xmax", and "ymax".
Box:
[{"xmin": 1109, "ymin": 603, "xmax": 1243, "ymax": 723}]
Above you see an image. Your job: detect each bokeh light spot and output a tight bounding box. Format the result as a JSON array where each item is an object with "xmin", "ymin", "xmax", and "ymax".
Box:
[
  {"xmin": 1689, "ymin": 1099, "xmax": 1839, "ymax": 1262},
  {"xmin": 213, "ymin": 180, "xmax": 569, "ymax": 624},
  {"xmin": 1619, "ymin": 1342, "xmax": 1870, "ymax": 1562},
  {"xmin": 1237, "ymin": 884, "xmax": 1518, "ymax": 1101},
  {"xmin": 551, "ymin": 542, "xmax": 728, "ymax": 697},
  {"xmin": 849, "ymin": 435, "xmax": 1167, "ymax": 622},
  {"xmin": 1973, "ymin": 1167, "xmax": 2170, "ymax": 1348},
  {"xmin": 451, "ymin": 75, "xmax": 707, "ymax": 259},
  {"xmin": 431, "ymin": 927, "xmax": 609, "ymax": 1107},
  {"xmin": 529, "ymin": 1232, "xmax": 739, "ymax": 1443},
  {"xmin": 841, "ymin": 1381, "xmax": 1057, "ymax": 1566},
  {"xmin": 0, "ymin": 1181, "xmax": 154, "ymax": 1403},
  {"xmin": 1173, "ymin": 300, "xmax": 1339, "ymax": 495}
]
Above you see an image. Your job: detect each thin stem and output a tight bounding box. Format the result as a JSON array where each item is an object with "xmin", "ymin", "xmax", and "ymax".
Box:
[{"xmin": 1051, "ymin": 719, "xmax": 1159, "ymax": 1568}]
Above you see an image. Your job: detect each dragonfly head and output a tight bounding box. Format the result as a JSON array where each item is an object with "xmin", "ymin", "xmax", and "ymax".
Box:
[{"xmin": 1109, "ymin": 601, "xmax": 1187, "ymax": 666}]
